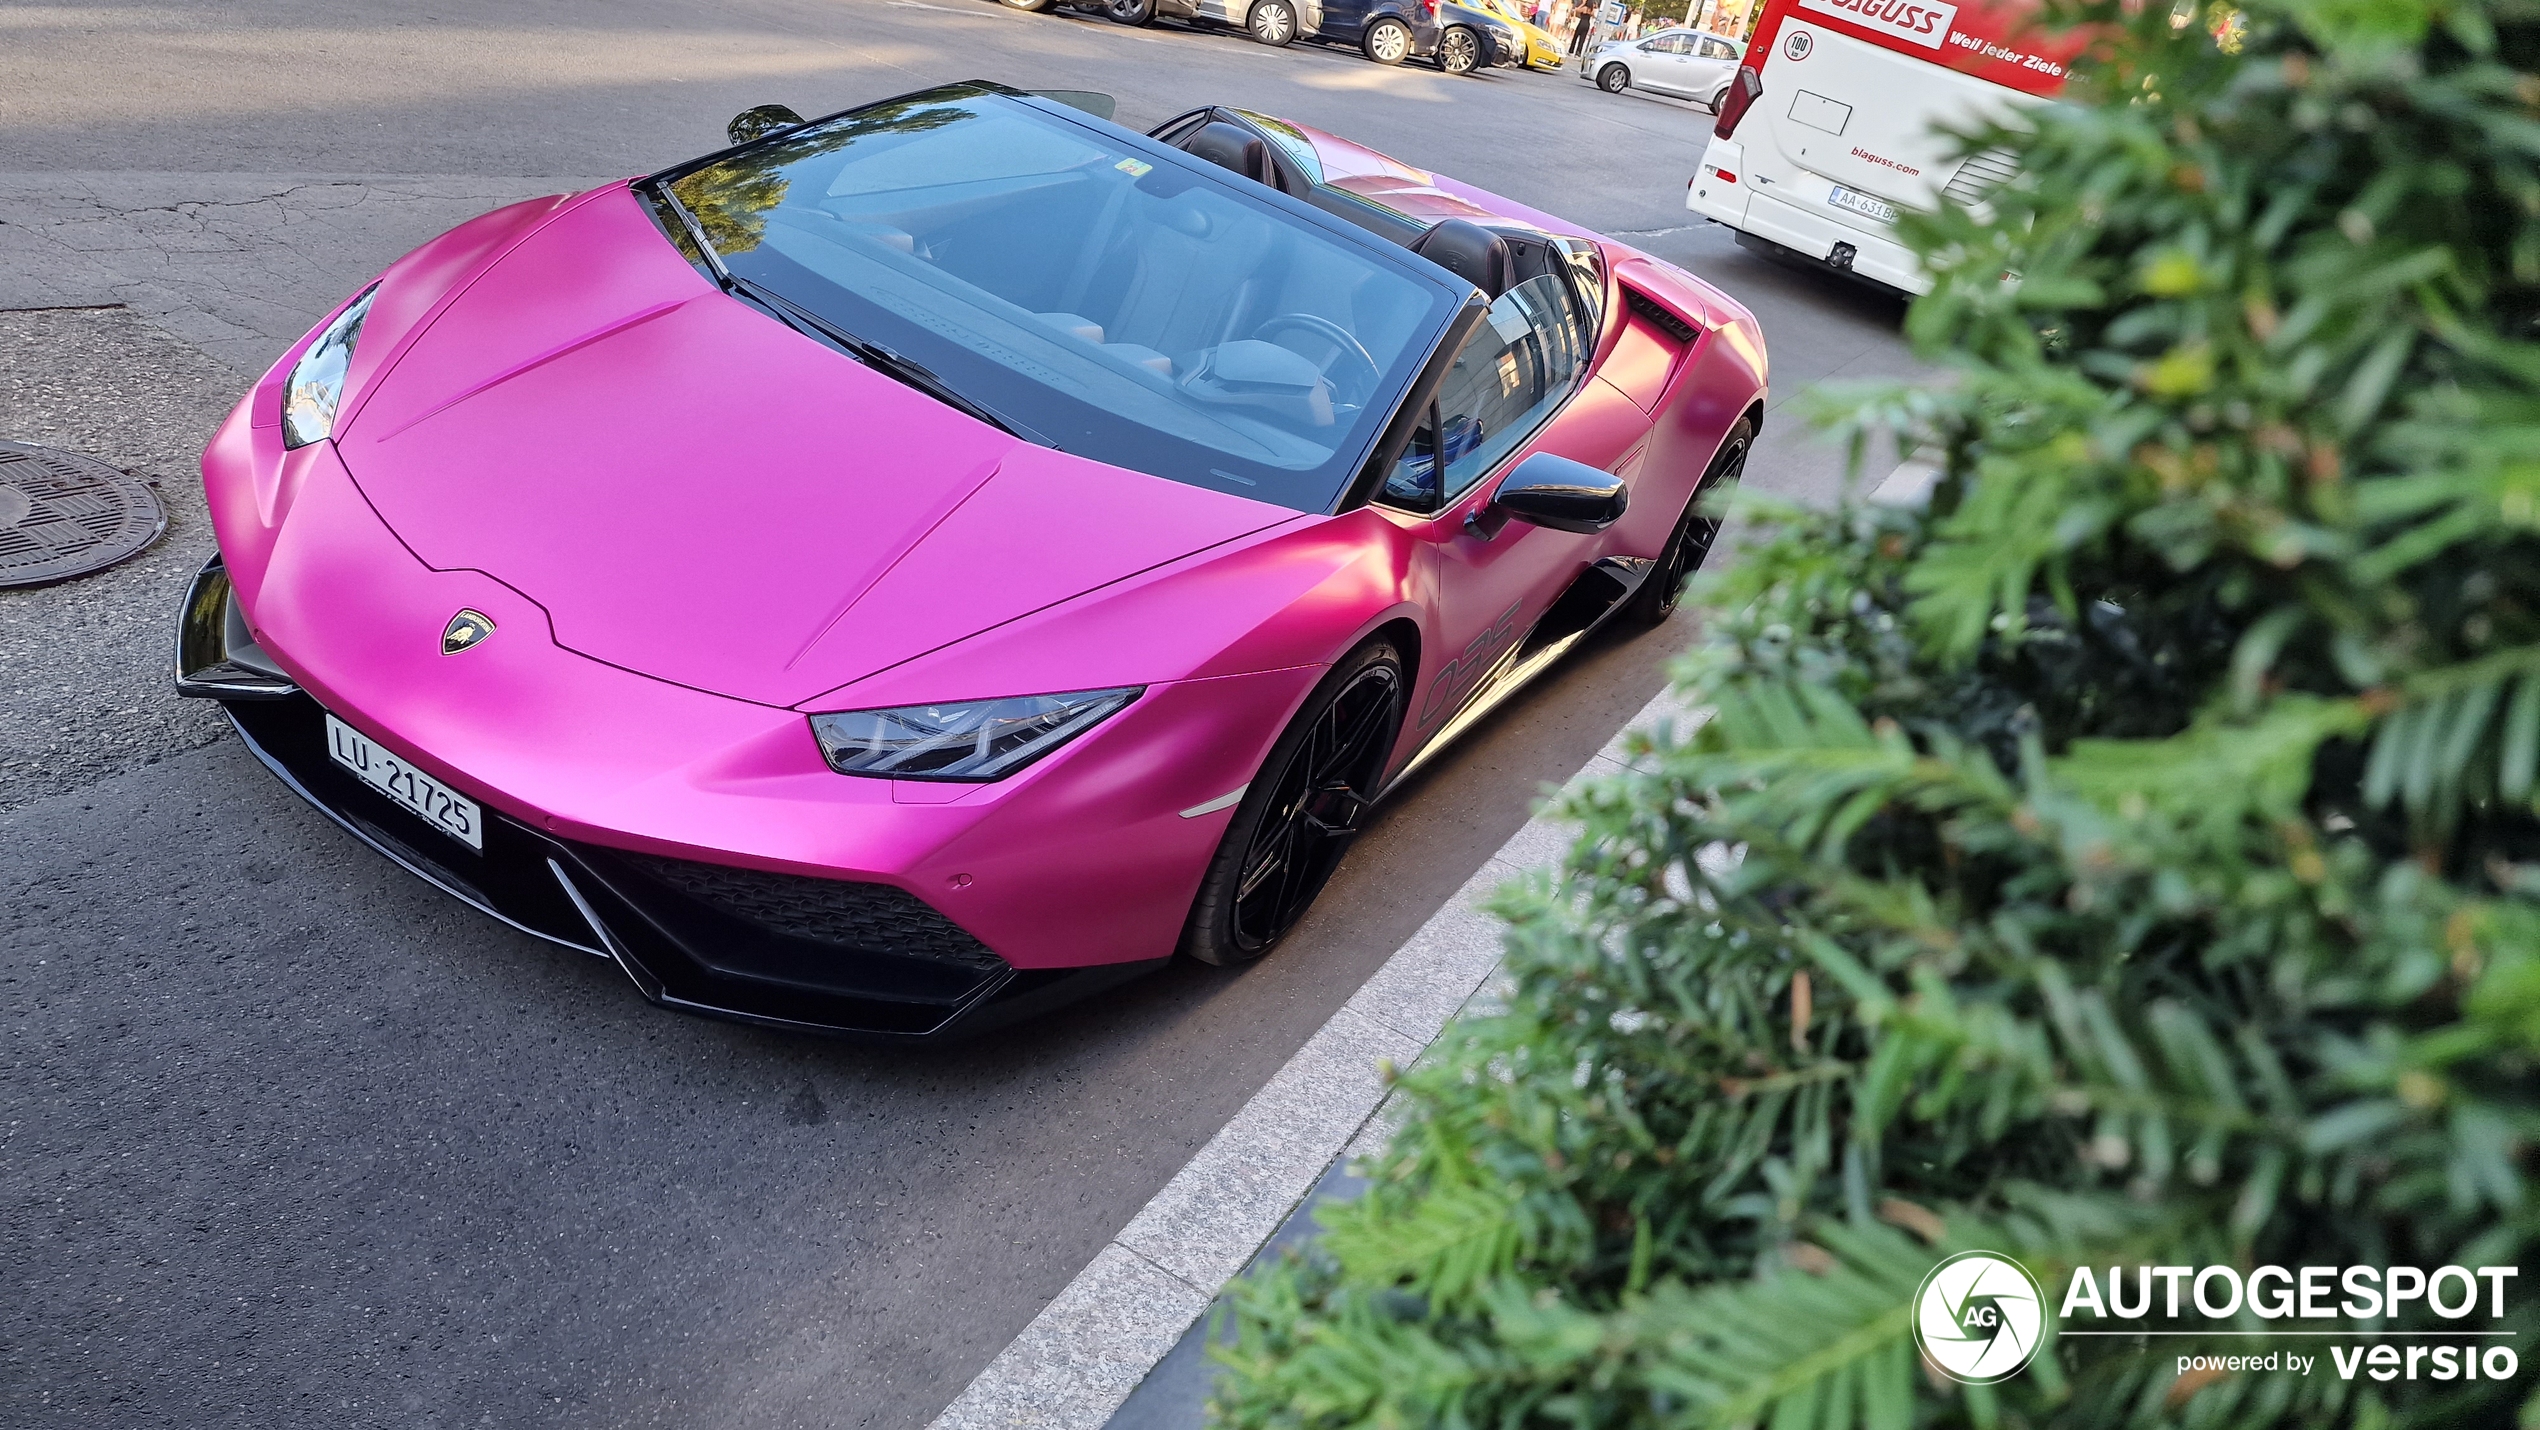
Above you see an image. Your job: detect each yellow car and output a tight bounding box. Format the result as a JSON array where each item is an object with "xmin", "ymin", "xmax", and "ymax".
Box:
[{"xmin": 1472, "ymin": 0, "xmax": 1565, "ymax": 69}]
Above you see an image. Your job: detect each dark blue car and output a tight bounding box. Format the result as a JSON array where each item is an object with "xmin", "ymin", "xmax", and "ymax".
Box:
[{"xmin": 1316, "ymin": 0, "xmax": 1519, "ymax": 71}]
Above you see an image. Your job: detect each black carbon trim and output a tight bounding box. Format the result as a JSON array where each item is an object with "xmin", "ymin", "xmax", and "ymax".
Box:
[
  {"xmin": 216, "ymin": 690, "xmax": 1159, "ymax": 1040},
  {"xmin": 617, "ymin": 852, "xmax": 1006, "ymax": 975}
]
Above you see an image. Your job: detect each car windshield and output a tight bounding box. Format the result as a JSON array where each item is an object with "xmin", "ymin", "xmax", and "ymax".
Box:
[{"xmin": 649, "ymin": 89, "xmax": 1461, "ymax": 512}]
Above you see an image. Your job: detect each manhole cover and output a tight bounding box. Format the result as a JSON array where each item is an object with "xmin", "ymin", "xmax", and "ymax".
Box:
[{"xmin": 0, "ymin": 441, "xmax": 167, "ymax": 588}]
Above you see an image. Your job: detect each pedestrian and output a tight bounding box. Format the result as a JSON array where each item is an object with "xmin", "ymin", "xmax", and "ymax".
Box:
[{"xmin": 1568, "ymin": 1, "xmax": 1596, "ymax": 54}]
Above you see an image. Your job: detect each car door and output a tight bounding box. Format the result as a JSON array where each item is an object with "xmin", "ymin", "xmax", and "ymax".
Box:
[
  {"xmin": 1689, "ymin": 33, "xmax": 1742, "ymax": 103},
  {"xmin": 1631, "ymin": 32, "xmax": 1697, "ymax": 95},
  {"xmin": 1318, "ymin": 0, "xmax": 1369, "ymax": 39},
  {"xmin": 1380, "ymin": 272, "xmax": 1652, "ymax": 744}
]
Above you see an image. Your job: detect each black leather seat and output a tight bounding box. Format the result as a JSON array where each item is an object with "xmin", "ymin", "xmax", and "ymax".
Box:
[
  {"xmin": 1184, "ymin": 122, "xmax": 1278, "ymax": 187},
  {"xmin": 1410, "ymin": 219, "xmax": 1514, "ymax": 298}
]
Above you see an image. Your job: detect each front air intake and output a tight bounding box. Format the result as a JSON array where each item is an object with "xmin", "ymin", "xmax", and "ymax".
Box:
[{"xmin": 618, "ymin": 852, "xmax": 1007, "ymax": 975}]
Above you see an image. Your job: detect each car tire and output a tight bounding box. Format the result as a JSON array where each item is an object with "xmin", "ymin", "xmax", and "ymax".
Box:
[
  {"xmin": 1439, "ymin": 25, "xmax": 1483, "ymax": 73},
  {"xmin": 1105, "ymin": 0, "xmax": 1156, "ymax": 24},
  {"xmin": 1179, "ymin": 638, "xmax": 1406, "ymax": 967},
  {"xmin": 1706, "ymin": 81, "xmax": 1730, "ymax": 111},
  {"xmin": 1249, "ymin": 0, "xmax": 1300, "ymax": 44},
  {"xmin": 1597, "ymin": 61, "xmax": 1630, "ymax": 92},
  {"xmin": 1363, "ymin": 17, "xmax": 1414, "ymax": 63},
  {"xmin": 1625, "ymin": 417, "xmax": 1751, "ymax": 627}
]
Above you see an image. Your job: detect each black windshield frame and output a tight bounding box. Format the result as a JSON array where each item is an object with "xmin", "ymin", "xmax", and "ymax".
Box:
[{"xmin": 639, "ymin": 82, "xmax": 1470, "ymax": 515}]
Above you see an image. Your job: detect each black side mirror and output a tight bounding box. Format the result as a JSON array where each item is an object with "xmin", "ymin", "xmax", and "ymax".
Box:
[
  {"xmin": 727, "ymin": 104, "xmax": 806, "ymax": 146},
  {"xmin": 1477, "ymin": 452, "xmax": 1629, "ymax": 536}
]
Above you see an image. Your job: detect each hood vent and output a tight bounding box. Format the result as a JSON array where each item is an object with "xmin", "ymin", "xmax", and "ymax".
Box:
[{"xmin": 1624, "ymin": 287, "xmax": 1699, "ymax": 347}]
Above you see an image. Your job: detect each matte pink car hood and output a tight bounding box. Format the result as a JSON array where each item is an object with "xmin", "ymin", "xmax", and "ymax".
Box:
[{"xmin": 332, "ymin": 186, "xmax": 1299, "ymax": 710}]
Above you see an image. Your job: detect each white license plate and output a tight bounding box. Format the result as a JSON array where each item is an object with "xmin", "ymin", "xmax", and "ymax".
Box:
[
  {"xmin": 325, "ymin": 713, "xmax": 483, "ymax": 851},
  {"xmin": 1828, "ymin": 186, "xmax": 1897, "ymax": 224}
]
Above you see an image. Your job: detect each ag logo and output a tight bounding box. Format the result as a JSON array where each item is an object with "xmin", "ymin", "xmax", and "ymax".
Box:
[
  {"xmin": 1913, "ymin": 1251, "xmax": 2045, "ymax": 1384},
  {"xmin": 1784, "ymin": 28, "xmax": 1814, "ymax": 59},
  {"xmin": 441, "ymin": 609, "xmax": 495, "ymax": 655}
]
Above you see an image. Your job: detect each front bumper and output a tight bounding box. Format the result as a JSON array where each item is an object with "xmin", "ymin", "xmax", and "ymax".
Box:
[{"xmin": 177, "ymin": 553, "xmax": 1164, "ymax": 1040}]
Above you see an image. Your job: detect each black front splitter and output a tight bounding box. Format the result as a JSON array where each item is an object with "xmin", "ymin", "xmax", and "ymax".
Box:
[{"xmin": 177, "ymin": 555, "xmax": 1163, "ymax": 1042}]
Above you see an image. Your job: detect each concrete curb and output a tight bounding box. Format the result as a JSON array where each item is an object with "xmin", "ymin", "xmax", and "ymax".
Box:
[{"xmin": 927, "ymin": 682, "xmax": 1705, "ymax": 1430}]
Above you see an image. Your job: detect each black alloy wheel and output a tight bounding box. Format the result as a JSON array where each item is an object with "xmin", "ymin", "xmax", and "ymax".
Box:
[
  {"xmin": 1181, "ymin": 641, "xmax": 1405, "ymax": 965},
  {"xmin": 1597, "ymin": 61, "xmax": 1630, "ymax": 92},
  {"xmin": 1439, "ymin": 25, "xmax": 1483, "ymax": 73},
  {"xmin": 1250, "ymin": 0, "xmax": 1299, "ymax": 44},
  {"xmin": 1363, "ymin": 16, "xmax": 1414, "ymax": 63},
  {"xmin": 1106, "ymin": 0, "xmax": 1157, "ymax": 24},
  {"xmin": 1625, "ymin": 417, "xmax": 1751, "ymax": 626}
]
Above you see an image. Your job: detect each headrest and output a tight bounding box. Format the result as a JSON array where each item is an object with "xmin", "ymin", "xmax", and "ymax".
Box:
[
  {"xmin": 1410, "ymin": 219, "xmax": 1514, "ymax": 298},
  {"xmin": 1184, "ymin": 122, "xmax": 1276, "ymax": 187}
]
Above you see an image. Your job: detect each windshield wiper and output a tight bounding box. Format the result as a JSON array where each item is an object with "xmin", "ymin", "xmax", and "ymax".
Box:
[
  {"xmin": 646, "ymin": 178, "xmax": 1057, "ymax": 450},
  {"xmin": 651, "ymin": 177, "xmax": 735, "ymax": 288},
  {"xmin": 762, "ymin": 295, "xmax": 1059, "ymax": 450}
]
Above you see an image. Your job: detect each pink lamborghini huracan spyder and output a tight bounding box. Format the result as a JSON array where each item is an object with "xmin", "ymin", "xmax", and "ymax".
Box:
[{"xmin": 176, "ymin": 82, "xmax": 1767, "ymax": 1039}]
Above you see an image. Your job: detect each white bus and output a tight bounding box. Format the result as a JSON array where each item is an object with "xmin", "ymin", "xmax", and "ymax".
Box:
[{"xmin": 1685, "ymin": 0, "xmax": 2078, "ymax": 294}]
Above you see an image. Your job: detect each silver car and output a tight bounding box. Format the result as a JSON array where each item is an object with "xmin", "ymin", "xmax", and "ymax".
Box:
[{"xmin": 1586, "ymin": 28, "xmax": 1743, "ymax": 108}]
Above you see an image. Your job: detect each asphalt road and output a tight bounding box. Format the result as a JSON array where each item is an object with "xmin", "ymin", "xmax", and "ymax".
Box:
[{"xmin": 1, "ymin": 4, "xmax": 1926, "ymax": 1427}]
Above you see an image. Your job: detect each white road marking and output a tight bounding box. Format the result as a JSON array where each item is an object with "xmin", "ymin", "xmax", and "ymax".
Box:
[{"xmin": 927, "ymin": 683, "xmax": 1710, "ymax": 1430}]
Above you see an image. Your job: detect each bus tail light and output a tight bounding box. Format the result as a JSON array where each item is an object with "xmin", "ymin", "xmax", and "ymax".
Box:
[{"xmin": 1714, "ymin": 65, "xmax": 1762, "ymax": 139}]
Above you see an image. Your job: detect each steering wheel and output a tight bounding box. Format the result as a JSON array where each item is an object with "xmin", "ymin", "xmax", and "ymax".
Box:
[{"xmin": 1252, "ymin": 313, "xmax": 1382, "ymax": 408}]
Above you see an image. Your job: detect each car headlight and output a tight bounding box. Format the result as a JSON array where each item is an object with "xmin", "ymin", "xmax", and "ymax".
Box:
[
  {"xmin": 809, "ymin": 688, "xmax": 1141, "ymax": 782},
  {"xmin": 281, "ymin": 286, "xmax": 378, "ymax": 449}
]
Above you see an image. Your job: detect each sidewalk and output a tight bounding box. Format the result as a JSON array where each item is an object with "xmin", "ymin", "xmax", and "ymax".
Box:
[{"xmin": 929, "ymin": 682, "xmax": 1710, "ymax": 1430}]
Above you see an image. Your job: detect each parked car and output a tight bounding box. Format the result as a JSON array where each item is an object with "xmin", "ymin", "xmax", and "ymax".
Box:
[
  {"xmin": 1587, "ymin": 27, "xmax": 1743, "ymax": 106},
  {"xmin": 1459, "ymin": 2, "xmax": 1532, "ymax": 69},
  {"xmin": 1315, "ymin": 0, "xmax": 1517, "ymax": 72},
  {"xmin": 1469, "ymin": 0, "xmax": 1565, "ymax": 70},
  {"xmin": 1003, "ymin": 0, "xmax": 1514, "ymax": 71},
  {"xmin": 177, "ymin": 82, "xmax": 1763, "ymax": 1041},
  {"xmin": 1090, "ymin": 0, "xmax": 1314, "ymax": 47}
]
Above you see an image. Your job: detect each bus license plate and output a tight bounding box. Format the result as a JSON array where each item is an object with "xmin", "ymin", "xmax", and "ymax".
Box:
[
  {"xmin": 325, "ymin": 713, "xmax": 484, "ymax": 851},
  {"xmin": 1828, "ymin": 186, "xmax": 1898, "ymax": 224}
]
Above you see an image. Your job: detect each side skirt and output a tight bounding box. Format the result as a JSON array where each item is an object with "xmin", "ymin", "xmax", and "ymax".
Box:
[{"xmin": 1380, "ymin": 554, "xmax": 1654, "ymax": 794}]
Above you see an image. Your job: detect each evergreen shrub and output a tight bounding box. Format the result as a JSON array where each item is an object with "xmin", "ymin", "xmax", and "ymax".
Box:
[{"xmin": 1213, "ymin": 2, "xmax": 2540, "ymax": 1425}]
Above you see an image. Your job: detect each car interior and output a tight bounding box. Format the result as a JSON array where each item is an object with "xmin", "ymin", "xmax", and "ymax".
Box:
[
  {"xmin": 1148, "ymin": 106, "xmax": 1608, "ymax": 514},
  {"xmin": 689, "ymin": 104, "xmax": 1450, "ymax": 479},
  {"xmin": 654, "ymin": 94, "xmax": 1603, "ymax": 510}
]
